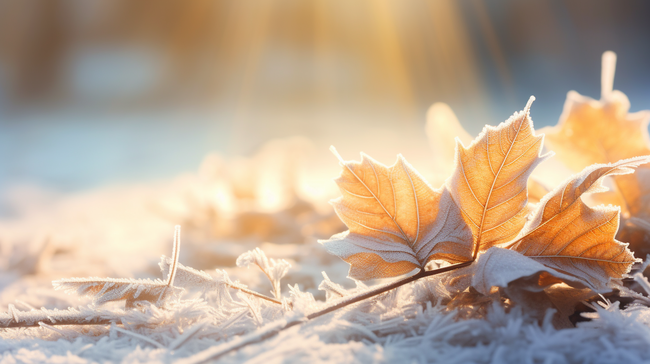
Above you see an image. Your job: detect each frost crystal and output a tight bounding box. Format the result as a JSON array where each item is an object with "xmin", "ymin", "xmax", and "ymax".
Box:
[{"xmin": 237, "ymin": 248, "xmax": 291, "ymax": 298}]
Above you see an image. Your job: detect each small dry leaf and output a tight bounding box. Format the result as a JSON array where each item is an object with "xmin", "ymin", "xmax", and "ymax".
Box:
[
  {"xmin": 447, "ymin": 96, "xmax": 551, "ymax": 254},
  {"xmin": 321, "ymin": 149, "xmax": 472, "ymax": 280},
  {"xmin": 541, "ymin": 51, "xmax": 650, "ymax": 220}
]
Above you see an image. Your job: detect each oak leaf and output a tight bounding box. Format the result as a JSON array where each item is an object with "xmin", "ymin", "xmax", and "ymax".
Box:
[
  {"xmin": 320, "ymin": 149, "xmax": 473, "ymax": 280},
  {"xmin": 541, "ymin": 51, "xmax": 650, "ymax": 221},
  {"xmin": 447, "ymin": 97, "xmax": 551, "ymax": 255}
]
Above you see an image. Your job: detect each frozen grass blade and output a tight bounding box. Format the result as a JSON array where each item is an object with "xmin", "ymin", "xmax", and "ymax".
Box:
[{"xmin": 167, "ymin": 225, "xmax": 181, "ymax": 287}]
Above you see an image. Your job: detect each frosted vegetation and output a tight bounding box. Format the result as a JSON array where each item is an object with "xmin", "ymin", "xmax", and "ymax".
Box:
[{"xmin": 2, "ymin": 52, "xmax": 650, "ymax": 363}]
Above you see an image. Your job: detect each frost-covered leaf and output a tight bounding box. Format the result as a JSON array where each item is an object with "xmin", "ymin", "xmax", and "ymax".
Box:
[
  {"xmin": 508, "ymin": 158, "xmax": 647, "ymax": 291},
  {"xmin": 53, "ymin": 277, "xmax": 183, "ymax": 307},
  {"xmin": 426, "ymin": 103, "xmax": 555, "ymax": 206},
  {"xmin": 473, "ymin": 248, "xmax": 597, "ymax": 327},
  {"xmin": 447, "ymin": 97, "xmax": 551, "ymax": 254},
  {"xmin": 320, "ymin": 148, "xmax": 472, "ymax": 280},
  {"xmin": 237, "ymin": 248, "xmax": 291, "ymax": 298},
  {"xmin": 472, "ymin": 247, "xmax": 587, "ymax": 295},
  {"xmin": 479, "ymin": 158, "xmax": 648, "ymax": 293},
  {"xmin": 541, "ymin": 51, "xmax": 650, "ymax": 221}
]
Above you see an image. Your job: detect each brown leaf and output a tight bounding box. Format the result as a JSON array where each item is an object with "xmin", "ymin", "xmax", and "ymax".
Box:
[
  {"xmin": 320, "ymin": 149, "xmax": 472, "ymax": 280},
  {"xmin": 541, "ymin": 51, "xmax": 650, "ymax": 219},
  {"xmin": 447, "ymin": 96, "xmax": 551, "ymax": 255},
  {"xmin": 506, "ymin": 158, "xmax": 649, "ymax": 291}
]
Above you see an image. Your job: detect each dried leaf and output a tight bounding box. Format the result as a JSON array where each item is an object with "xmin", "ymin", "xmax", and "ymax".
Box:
[
  {"xmin": 504, "ymin": 158, "xmax": 649, "ymax": 291},
  {"xmin": 320, "ymin": 149, "xmax": 472, "ymax": 280},
  {"xmin": 447, "ymin": 97, "xmax": 551, "ymax": 255},
  {"xmin": 541, "ymin": 51, "xmax": 650, "ymax": 219}
]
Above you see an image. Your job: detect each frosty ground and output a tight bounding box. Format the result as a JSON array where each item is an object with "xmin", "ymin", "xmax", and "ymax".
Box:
[{"xmin": 1, "ymin": 140, "xmax": 650, "ymax": 364}]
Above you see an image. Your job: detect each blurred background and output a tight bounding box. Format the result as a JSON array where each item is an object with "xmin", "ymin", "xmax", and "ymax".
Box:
[{"xmin": 1, "ymin": 0, "xmax": 650, "ymax": 201}]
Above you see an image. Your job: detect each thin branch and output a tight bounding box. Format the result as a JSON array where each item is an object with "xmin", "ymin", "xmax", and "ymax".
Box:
[{"xmin": 180, "ymin": 260, "xmax": 473, "ymax": 364}]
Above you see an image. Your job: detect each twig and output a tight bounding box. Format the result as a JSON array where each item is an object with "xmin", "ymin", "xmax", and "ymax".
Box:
[{"xmin": 180, "ymin": 260, "xmax": 473, "ymax": 363}]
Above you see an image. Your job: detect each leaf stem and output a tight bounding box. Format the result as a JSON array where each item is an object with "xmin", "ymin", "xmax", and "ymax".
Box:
[{"xmin": 182, "ymin": 260, "xmax": 473, "ymax": 363}]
